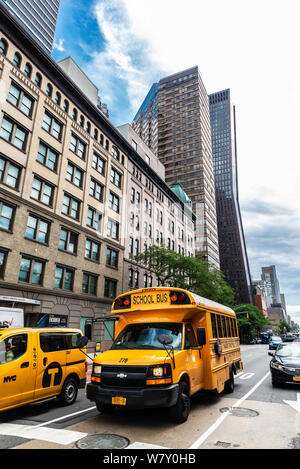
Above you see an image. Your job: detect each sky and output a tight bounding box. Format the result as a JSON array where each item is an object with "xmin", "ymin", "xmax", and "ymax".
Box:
[{"xmin": 52, "ymin": 0, "xmax": 300, "ymax": 325}]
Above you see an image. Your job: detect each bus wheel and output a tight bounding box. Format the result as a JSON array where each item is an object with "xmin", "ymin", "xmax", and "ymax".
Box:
[
  {"xmin": 169, "ymin": 381, "xmax": 190, "ymax": 424},
  {"xmin": 59, "ymin": 377, "xmax": 78, "ymax": 405},
  {"xmin": 224, "ymin": 369, "xmax": 234, "ymax": 394},
  {"xmin": 96, "ymin": 402, "xmax": 115, "ymax": 414}
]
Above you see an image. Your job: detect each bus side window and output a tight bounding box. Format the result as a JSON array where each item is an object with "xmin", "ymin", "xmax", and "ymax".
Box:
[
  {"xmin": 234, "ymin": 319, "xmax": 238, "ymax": 337},
  {"xmin": 226, "ymin": 317, "xmax": 232, "ymax": 337},
  {"xmin": 211, "ymin": 314, "xmax": 218, "ymax": 338},
  {"xmin": 217, "ymin": 314, "xmax": 223, "ymax": 338},
  {"xmin": 221, "ymin": 316, "xmax": 227, "ymax": 337},
  {"xmin": 184, "ymin": 324, "xmax": 197, "ymax": 348}
]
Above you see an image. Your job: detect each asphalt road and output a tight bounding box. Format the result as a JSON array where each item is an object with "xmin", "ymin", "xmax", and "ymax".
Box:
[{"xmin": 1, "ymin": 344, "xmax": 299, "ymax": 449}]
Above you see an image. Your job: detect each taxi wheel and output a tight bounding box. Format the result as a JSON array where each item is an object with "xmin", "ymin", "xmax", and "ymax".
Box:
[
  {"xmin": 169, "ymin": 381, "xmax": 190, "ymax": 424},
  {"xmin": 59, "ymin": 378, "xmax": 78, "ymax": 405},
  {"xmin": 96, "ymin": 402, "xmax": 115, "ymax": 414}
]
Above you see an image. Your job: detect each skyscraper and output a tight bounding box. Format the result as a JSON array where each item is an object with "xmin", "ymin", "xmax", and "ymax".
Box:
[
  {"xmin": 261, "ymin": 265, "xmax": 281, "ymax": 307},
  {"xmin": 209, "ymin": 89, "xmax": 252, "ymax": 304},
  {"xmin": 133, "ymin": 66, "xmax": 220, "ymax": 269},
  {"xmin": 1, "ymin": 0, "xmax": 60, "ymax": 54}
]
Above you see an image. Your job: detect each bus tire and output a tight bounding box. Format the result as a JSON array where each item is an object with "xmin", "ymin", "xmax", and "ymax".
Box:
[
  {"xmin": 169, "ymin": 381, "xmax": 190, "ymax": 424},
  {"xmin": 96, "ymin": 402, "xmax": 115, "ymax": 414},
  {"xmin": 59, "ymin": 377, "xmax": 78, "ymax": 405},
  {"xmin": 224, "ymin": 368, "xmax": 234, "ymax": 394}
]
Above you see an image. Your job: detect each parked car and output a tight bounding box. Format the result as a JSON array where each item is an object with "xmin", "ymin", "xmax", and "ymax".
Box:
[
  {"xmin": 269, "ymin": 335, "xmax": 283, "ymax": 350},
  {"xmin": 269, "ymin": 342, "xmax": 300, "ymax": 386},
  {"xmin": 283, "ymin": 334, "xmax": 296, "ymax": 342}
]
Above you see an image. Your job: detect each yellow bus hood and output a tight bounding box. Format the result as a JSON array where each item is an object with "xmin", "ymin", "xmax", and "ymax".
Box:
[{"xmin": 94, "ymin": 348, "xmax": 176, "ymax": 366}]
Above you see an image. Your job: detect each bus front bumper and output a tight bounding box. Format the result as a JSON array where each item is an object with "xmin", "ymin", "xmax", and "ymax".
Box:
[{"xmin": 86, "ymin": 382, "xmax": 179, "ymax": 409}]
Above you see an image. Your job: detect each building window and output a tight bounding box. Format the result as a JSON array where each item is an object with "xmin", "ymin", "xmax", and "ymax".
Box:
[
  {"xmin": 42, "ymin": 111, "xmax": 63, "ymax": 140},
  {"xmin": 131, "ymin": 140, "xmax": 137, "ymax": 151},
  {"xmin": 62, "ymin": 193, "xmax": 81, "ymax": 220},
  {"xmin": 129, "ymin": 236, "xmax": 133, "ymax": 255},
  {"xmin": 31, "ymin": 176, "xmax": 54, "ymax": 206},
  {"xmin": 144, "ymin": 273, "xmax": 148, "ymax": 288},
  {"xmin": 111, "ymin": 146, "xmax": 120, "ymax": 161},
  {"xmin": 134, "ymin": 239, "xmax": 139, "ymax": 256},
  {"xmin": 66, "ymin": 162, "xmax": 84, "ymax": 188},
  {"xmin": 110, "ymin": 167, "xmax": 122, "ymax": 188},
  {"xmin": 109, "ymin": 192, "xmax": 120, "ymax": 213},
  {"xmin": 59, "ymin": 228, "xmax": 78, "ymax": 254},
  {"xmin": 128, "ymin": 268, "xmax": 133, "ymax": 287},
  {"xmin": 79, "ymin": 115, "xmax": 84, "ymax": 127},
  {"xmin": 107, "ymin": 219, "xmax": 119, "ymax": 240},
  {"xmin": 86, "ymin": 122, "xmax": 91, "ymax": 134},
  {"xmin": 80, "ymin": 317, "xmax": 93, "ymax": 340},
  {"xmin": 134, "ymin": 271, "xmax": 139, "ymax": 288},
  {"xmin": 106, "ymin": 247, "xmax": 118, "ymax": 268},
  {"xmin": 1, "ymin": 115, "xmax": 28, "ymax": 151},
  {"xmin": 146, "ymin": 155, "xmax": 150, "ymax": 165},
  {"xmin": 18, "ymin": 256, "xmax": 45, "ymax": 285},
  {"xmin": 0, "ymin": 38, "xmax": 8, "ymax": 56},
  {"xmin": 70, "ymin": 134, "xmax": 86, "ymax": 159},
  {"xmin": 90, "ymin": 178, "xmax": 104, "ymax": 201},
  {"xmin": 24, "ymin": 62, "xmax": 32, "ymax": 78},
  {"xmin": 85, "ymin": 239, "xmax": 100, "ymax": 261},
  {"xmin": 92, "ymin": 152, "xmax": 105, "ymax": 175},
  {"xmin": 0, "ymin": 201, "xmax": 15, "ymax": 231},
  {"xmin": 130, "ymin": 187, "xmax": 135, "ymax": 203},
  {"xmin": 63, "ymin": 99, "xmax": 69, "ymax": 113},
  {"xmin": 13, "ymin": 52, "xmax": 21, "ymax": 68},
  {"xmin": 54, "ymin": 265, "xmax": 74, "ymax": 291},
  {"xmin": 104, "ymin": 278, "xmax": 117, "ymax": 298},
  {"xmin": 87, "ymin": 207, "xmax": 101, "ymax": 230},
  {"xmin": 34, "ymin": 73, "xmax": 42, "ymax": 88},
  {"xmin": 0, "ymin": 248, "xmax": 8, "ymax": 278},
  {"xmin": 82, "ymin": 273, "xmax": 97, "ymax": 295},
  {"xmin": 37, "ymin": 141, "xmax": 58, "ymax": 172},
  {"xmin": 72, "ymin": 108, "xmax": 77, "ymax": 121},
  {"xmin": 0, "ymin": 156, "xmax": 21, "ymax": 189},
  {"xmin": 8, "ymin": 82, "xmax": 34, "ymax": 117},
  {"xmin": 25, "ymin": 214, "xmax": 50, "ymax": 244},
  {"xmin": 54, "ymin": 92, "xmax": 61, "ymax": 106}
]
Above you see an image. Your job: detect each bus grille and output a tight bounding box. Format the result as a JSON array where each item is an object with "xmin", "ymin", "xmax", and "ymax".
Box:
[{"xmin": 101, "ymin": 365, "xmax": 148, "ymax": 388}]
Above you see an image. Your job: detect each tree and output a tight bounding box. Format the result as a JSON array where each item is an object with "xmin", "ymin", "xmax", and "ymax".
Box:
[
  {"xmin": 135, "ymin": 245, "xmax": 235, "ymax": 307},
  {"xmin": 276, "ymin": 320, "xmax": 291, "ymax": 335},
  {"xmin": 234, "ymin": 304, "xmax": 271, "ymax": 343}
]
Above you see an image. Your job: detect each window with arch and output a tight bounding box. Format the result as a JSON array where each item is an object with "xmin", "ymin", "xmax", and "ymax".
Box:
[
  {"xmin": 0, "ymin": 38, "xmax": 8, "ymax": 56},
  {"xmin": 86, "ymin": 122, "xmax": 91, "ymax": 134},
  {"xmin": 72, "ymin": 108, "xmax": 77, "ymax": 121},
  {"xmin": 13, "ymin": 52, "xmax": 21, "ymax": 68},
  {"xmin": 54, "ymin": 92, "xmax": 61, "ymax": 106},
  {"xmin": 94, "ymin": 129, "xmax": 98, "ymax": 140},
  {"xmin": 79, "ymin": 115, "xmax": 84, "ymax": 127},
  {"xmin": 34, "ymin": 72, "xmax": 42, "ymax": 88},
  {"xmin": 63, "ymin": 99, "xmax": 69, "ymax": 113},
  {"xmin": 46, "ymin": 83, "xmax": 53, "ymax": 98},
  {"xmin": 105, "ymin": 139, "xmax": 109, "ymax": 151},
  {"xmin": 100, "ymin": 134, "xmax": 104, "ymax": 146},
  {"xmin": 111, "ymin": 146, "xmax": 120, "ymax": 161},
  {"xmin": 24, "ymin": 63, "xmax": 32, "ymax": 78}
]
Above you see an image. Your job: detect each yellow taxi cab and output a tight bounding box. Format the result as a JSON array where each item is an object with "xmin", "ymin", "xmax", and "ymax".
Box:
[
  {"xmin": 86, "ymin": 287, "xmax": 243, "ymax": 423},
  {"xmin": 0, "ymin": 327, "xmax": 87, "ymax": 412}
]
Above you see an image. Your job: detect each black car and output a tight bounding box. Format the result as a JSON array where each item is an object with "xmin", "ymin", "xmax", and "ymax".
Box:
[{"xmin": 269, "ymin": 342, "xmax": 300, "ymax": 386}]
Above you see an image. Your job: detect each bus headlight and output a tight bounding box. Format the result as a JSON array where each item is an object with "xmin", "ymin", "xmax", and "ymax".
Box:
[{"xmin": 152, "ymin": 367, "xmax": 164, "ymax": 377}]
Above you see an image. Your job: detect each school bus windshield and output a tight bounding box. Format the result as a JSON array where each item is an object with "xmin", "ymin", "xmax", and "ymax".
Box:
[{"xmin": 111, "ymin": 323, "xmax": 183, "ymax": 350}]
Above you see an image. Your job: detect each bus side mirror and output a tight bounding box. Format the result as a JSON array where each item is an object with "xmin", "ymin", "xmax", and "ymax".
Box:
[
  {"xmin": 197, "ymin": 328, "xmax": 206, "ymax": 346},
  {"xmin": 76, "ymin": 336, "xmax": 89, "ymax": 348}
]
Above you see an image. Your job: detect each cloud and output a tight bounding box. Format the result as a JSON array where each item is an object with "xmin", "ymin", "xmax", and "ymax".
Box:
[{"xmin": 53, "ymin": 38, "xmax": 65, "ymax": 52}]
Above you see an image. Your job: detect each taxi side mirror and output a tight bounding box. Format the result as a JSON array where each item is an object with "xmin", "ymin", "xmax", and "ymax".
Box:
[
  {"xmin": 197, "ymin": 328, "xmax": 206, "ymax": 346},
  {"xmin": 76, "ymin": 336, "xmax": 89, "ymax": 348}
]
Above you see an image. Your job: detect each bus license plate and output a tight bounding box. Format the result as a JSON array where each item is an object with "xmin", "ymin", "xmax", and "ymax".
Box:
[
  {"xmin": 112, "ymin": 396, "xmax": 126, "ymax": 405},
  {"xmin": 293, "ymin": 376, "xmax": 300, "ymax": 382}
]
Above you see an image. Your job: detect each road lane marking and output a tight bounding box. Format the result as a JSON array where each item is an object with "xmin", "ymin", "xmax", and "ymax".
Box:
[
  {"xmin": 189, "ymin": 371, "xmax": 270, "ymax": 449},
  {"xmin": 0, "ymin": 423, "xmax": 87, "ymax": 445},
  {"xmin": 239, "ymin": 372, "xmax": 255, "ymax": 380},
  {"xmin": 31, "ymin": 405, "xmax": 97, "ymax": 428}
]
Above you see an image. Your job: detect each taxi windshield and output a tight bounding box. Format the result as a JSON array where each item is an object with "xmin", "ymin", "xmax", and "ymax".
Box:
[{"xmin": 111, "ymin": 323, "xmax": 183, "ymax": 350}]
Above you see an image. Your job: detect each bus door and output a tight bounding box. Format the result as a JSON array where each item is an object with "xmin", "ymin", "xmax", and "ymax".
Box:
[{"xmin": 184, "ymin": 323, "xmax": 204, "ymax": 391}]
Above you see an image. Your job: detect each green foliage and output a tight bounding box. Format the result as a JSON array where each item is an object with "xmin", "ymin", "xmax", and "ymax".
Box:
[
  {"xmin": 234, "ymin": 304, "xmax": 271, "ymax": 342},
  {"xmin": 275, "ymin": 320, "xmax": 291, "ymax": 335},
  {"xmin": 135, "ymin": 245, "xmax": 235, "ymax": 307}
]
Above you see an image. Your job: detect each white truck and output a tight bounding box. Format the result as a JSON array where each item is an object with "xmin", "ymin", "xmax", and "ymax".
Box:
[{"xmin": 0, "ymin": 308, "xmax": 24, "ymax": 328}]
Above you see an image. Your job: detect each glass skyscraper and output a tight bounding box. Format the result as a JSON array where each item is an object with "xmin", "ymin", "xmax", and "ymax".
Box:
[
  {"xmin": 133, "ymin": 66, "xmax": 220, "ymax": 269},
  {"xmin": 209, "ymin": 89, "xmax": 252, "ymax": 303},
  {"xmin": 1, "ymin": 0, "xmax": 60, "ymax": 54}
]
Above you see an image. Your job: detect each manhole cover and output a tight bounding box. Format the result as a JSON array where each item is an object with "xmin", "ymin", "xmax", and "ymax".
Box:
[
  {"xmin": 76, "ymin": 434, "xmax": 130, "ymax": 449},
  {"xmin": 220, "ymin": 407, "xmax": 259, "ymax": 417}
]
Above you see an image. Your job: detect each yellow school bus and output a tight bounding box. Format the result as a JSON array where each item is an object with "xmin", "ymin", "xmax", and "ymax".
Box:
[{"xmin": 86, "ymin": 287, "xmax": 243, "ymax": 423}]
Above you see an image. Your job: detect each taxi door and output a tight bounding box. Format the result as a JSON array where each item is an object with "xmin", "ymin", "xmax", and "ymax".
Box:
[
  {"xmin": 34, "ymin": 332, "xmax": 67, "ymax": 401},
  {"xmin": 0, "ymin": 332, "xmax": 35, "ymax": 410},
  {"xmin": 184, "ymin": 323, "xmax": 204, "ymax": 393}
]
